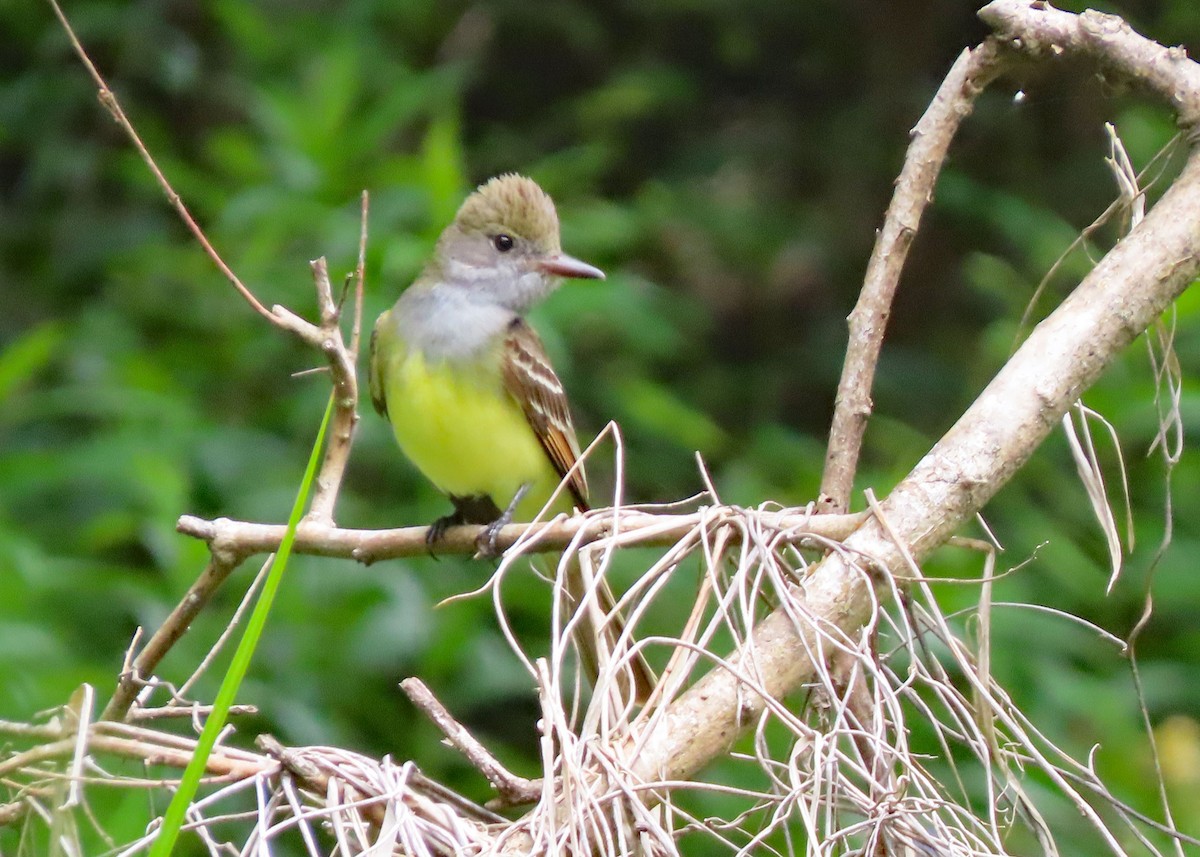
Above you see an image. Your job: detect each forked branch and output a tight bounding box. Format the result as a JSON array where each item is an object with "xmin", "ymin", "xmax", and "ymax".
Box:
[
  {"xmin": 45, "ymin": 0, "xmax": 368, "ymax": 720},
  {"xmin": 628, "ymin": 0, "xmax": 1200, "ymax": 791}
]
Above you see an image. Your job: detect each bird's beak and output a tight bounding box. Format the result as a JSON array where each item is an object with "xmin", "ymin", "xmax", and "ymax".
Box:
[{"xmin": 538, "ymin": 253, "xmax": 606, "ymax": 280}]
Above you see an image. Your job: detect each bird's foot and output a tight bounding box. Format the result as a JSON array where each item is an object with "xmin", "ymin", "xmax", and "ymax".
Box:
[
  {"xmin": 475, "ymin": 503, "xmax": 520, "ymax": 556},
  {"xmin": 474, "ymin": 484, "xmax": 531, "ymax": 558},
  {"xmin": 427, "ymin": 511, "xmax": 464, "ymax": 549},
  {"xmin": 475, "ymin": 518, "xmax": 507, "ymax": 558}
]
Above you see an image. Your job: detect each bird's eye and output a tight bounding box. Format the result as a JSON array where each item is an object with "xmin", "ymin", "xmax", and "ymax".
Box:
[{"xmin": 493, "ymin": 234, "xmax": 515, "ymax": 253}]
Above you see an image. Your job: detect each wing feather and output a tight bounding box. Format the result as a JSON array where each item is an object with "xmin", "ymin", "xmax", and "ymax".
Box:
[
  {"xmin": 368, "ymin": 312, "xmax": 389, "ymax": 419},
  {"xmin": 501, "ymin": 319, "xmax": 589, "ymax": 510}
]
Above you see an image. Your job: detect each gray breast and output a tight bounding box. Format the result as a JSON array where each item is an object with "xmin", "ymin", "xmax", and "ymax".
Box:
[{"xmin": 394, "ymin": 285, "xmax": 516, "ymax": 364}]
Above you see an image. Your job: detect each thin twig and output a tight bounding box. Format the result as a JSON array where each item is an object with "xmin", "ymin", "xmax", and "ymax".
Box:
[
  {"xmin": 350, "ymin": 191, "xmax": 369, "ymax": 360},
  {"xmin": 400, "ymin": 679, "xmax": 541, "ymax": 807},
  {"xmin": 45, "ymin": 0, "xmax": 276, "ymax": 325},
  {"xmin": 0, "ymin": 733, "xmax": 266, "ymax": 781},
  {"xmin": 302, "ymin": 257, "xmax": 362, "ymax": 525},
  {"xmin": 126, "ymin": 704, "xmax": 259, "ymax": 722},
  {"xmin": 175, "ymin": 507, "xmax": 865, "ymax": 565},
  {"xmin": 101, "ymin": 553, "xmax": 243, "ymax": 722}
]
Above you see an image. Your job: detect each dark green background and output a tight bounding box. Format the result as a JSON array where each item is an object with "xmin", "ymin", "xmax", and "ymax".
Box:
[{"xmin": 3, "ymin": 0, "xmax": 1200, "ymax": 853}]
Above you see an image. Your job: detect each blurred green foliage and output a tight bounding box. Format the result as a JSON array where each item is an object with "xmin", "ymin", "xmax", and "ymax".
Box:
[{"xmin": 3, "ymin": 0, "xmax": 1200, "ymax": 853}]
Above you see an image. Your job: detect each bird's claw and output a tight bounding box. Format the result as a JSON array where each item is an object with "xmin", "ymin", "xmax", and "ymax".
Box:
[
  {"xmin": 426, "ymin": 513, "xmax": 460, "ymax": 554},
  {"xmin": 475, "ymin": 520, "xmax": 505, "ymax": 558},
  {"xmin": 473, "ymin": 484, "xmax": 526, "ymax": 558}
]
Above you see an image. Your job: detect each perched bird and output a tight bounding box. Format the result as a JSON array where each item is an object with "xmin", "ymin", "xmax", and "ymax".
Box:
[{"xmin": 369, "ymin": 174, "xmax": 654, "ymax": 701}]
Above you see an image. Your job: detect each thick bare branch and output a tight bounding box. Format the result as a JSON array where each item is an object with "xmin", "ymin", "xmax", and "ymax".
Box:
[{"xmin": 630, "ymin": 140, "xmax": 1200, "ymax": 787}]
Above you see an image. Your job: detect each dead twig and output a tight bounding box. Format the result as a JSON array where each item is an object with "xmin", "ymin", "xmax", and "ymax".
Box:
[
  {"xmin": 48, "ymin": 0, "xmax": 366, "ymax": 720},
  {"xmin": 401, "ymin": 678, "xmax": 542, "ymax": 808},
  {"xmin": 300, "ymin": 253, "xmax": 364, "ymax": 526},
  {"xmin": 101, "ymin": 554, "xmax": 242, "ymax": 722},
  {"xmin": 175, "ymin": 506, "xmax": 867, "ymax": 564},
  {"xmin": 819, "ymin": 40, "xmax": 1012, "ymax": 512},
  {"xmin": 46, "ymin": 0, "xmax": 274, "ymax": 325}
]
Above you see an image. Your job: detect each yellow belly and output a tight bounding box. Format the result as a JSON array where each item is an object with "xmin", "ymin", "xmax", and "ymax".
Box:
[{"xmin": 384, "ymin": 348, "xmax": 564, "ymax": 520}]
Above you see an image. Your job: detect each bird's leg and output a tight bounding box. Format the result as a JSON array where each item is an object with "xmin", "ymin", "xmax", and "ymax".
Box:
[
  {"xmin": 476, "ymin": 484, "xmax": 530, "ymax": 557},
  {"xmin": 429, "ymin": 495, "xmax": 504, "ymax": 548}
]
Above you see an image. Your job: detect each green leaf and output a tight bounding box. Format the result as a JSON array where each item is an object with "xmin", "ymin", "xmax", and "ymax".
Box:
[{"xmin": 0, "ymin": 320, "xmax": 63, "ymax": 405}]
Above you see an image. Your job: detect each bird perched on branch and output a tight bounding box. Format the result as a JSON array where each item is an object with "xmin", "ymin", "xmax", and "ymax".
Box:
[{"xmin": 369, "ymin": 174, "xmax": 654, "ymax": 702}]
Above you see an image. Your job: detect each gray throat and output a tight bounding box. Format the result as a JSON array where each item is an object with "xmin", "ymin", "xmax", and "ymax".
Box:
[{"xmin": 392, "ymin": 283, "xmax": 516, "ymax": 364}]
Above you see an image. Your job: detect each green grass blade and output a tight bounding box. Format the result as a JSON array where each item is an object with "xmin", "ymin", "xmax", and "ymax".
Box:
[{"xmin": 148, "ymin": 393, "xmax": 335, "ymax": 856}]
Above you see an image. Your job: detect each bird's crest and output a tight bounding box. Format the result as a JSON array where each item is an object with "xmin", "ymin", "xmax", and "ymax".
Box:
[{"xmin": 454, "ymin": 174, "xmax": 561, "ymax": 250}]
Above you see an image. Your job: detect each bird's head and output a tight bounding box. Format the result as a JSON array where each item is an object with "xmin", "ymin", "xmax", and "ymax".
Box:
[{"xmin": 432, "ymin": 174, "xmax": 604, "ymax": 312}]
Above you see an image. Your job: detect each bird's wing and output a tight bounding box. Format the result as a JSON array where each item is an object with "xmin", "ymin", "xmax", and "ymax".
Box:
[
  {"xmin": 501, "ymin": 318, "xmax": 589, "ymax": 510},
  {"xmin": 367, "ymin": 312, "xmax": 389, "ymax": 419}
]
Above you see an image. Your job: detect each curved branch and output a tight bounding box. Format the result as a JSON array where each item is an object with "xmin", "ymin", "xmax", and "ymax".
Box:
[
  {"xmin": 980, "ymin": 0, "xmax": 1200, "ymax": 128},
  {"xmin": 819, "ymin": 40, "xmax": 1012, "ymax": 511},
  {"xmin": 632, "ymin": 1, "xmax": 1200, "ymax": 788}
]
